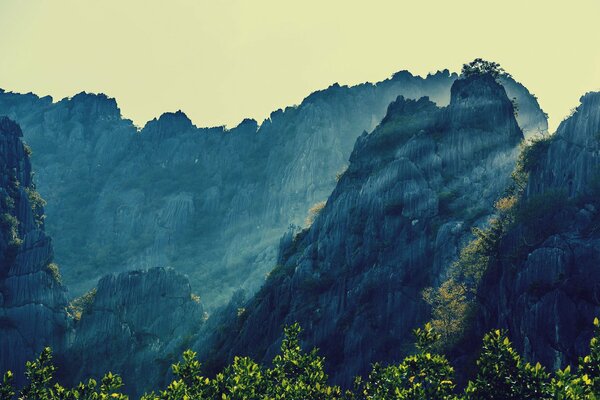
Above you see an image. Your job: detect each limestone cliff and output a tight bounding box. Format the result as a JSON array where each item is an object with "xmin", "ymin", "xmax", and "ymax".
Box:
[
  {"xmin": 202, "ymin": 74, "xmax": 525, "ymax": 385},
  {"xmin": 475, "ymin": 91, "xmax": 600, "ymax": 371},
  {"xmin": 66, "ymin": 267, "xmax": 204, "ymax": 398},
  {"xmin": 0, "ymin": 117, "xmax": 69, "ymax": 386},
  {"xmin": 0, "ymin": 70, "xmax": 545, "ymax": 310}
]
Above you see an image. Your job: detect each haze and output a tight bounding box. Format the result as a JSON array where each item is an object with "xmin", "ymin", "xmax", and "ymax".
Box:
[{"xmin": 1, "ymin": 0, "xmax": 598, "ymax": 132}]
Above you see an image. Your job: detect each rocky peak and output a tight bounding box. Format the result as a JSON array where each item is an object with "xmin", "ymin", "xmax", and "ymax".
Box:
[
  {"xmin": 556, "ymin": 92, "xmax": 600, "ymax": 148},
  {"xmin": 202, "ymin": 74, "xmax": 526, "ymax": 386},
  {"xmin": 448, "ymin": 73, "xmax": 521, "ymax": 133},
  {"xmin": 64, "ymin": 92, "xmax": 121, "ymax": 120},
  {"xmin": 141, "ymin": 110, "xmax": 195, "ymax": 139},
  {"xmin": 234, "ymin": 118, "xmax": 259, "ymax": 134},
  {"xmin": 527, "ymin": 91, "xmax": 600, "ymax": 199}
]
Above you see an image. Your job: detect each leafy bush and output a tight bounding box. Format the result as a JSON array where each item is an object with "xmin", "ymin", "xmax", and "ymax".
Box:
[
  {"xmin": 423, "ymin": 211, "xmax": 512, "ymax": 350},
  {"xmin": 1, "ymin": 319, "xmax": 600, "ymax": 399},
  {"xmin": 45, "ymin": 263, "xmax": 62, "ymax": 285},
  {"xmin": 25, "ymin": 187, "xmax": 46, "ymax": 227},
  {"xmin": 67, "ymin": 288, "xmax": 97, "ymax": 322},
  {"xmin": 353, "ymin": 323, "xmax": 455, "ymax": 400},
  {"xmin": 465, "ymin": 330, "xmax": 551, "ymax": 399},
  {"xmin": 461, "ymin": 58, "xmax": 508, "ymax": 79},
  {"xmin": 517, "ymin": 135, "xmax": 553, "ymax": 173}
]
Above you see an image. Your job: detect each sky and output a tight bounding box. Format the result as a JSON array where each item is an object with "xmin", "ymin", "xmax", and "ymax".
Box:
[{"xmin": 0, "ymin": 1, "xmax": 598, "ymax": 132}]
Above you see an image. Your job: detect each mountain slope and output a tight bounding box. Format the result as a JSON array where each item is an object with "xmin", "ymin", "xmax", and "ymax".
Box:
[
  {"xmin": 201, "ymin": 74, "xmax": 526, "ymax": 384},
  {"xmin": 474, "ymin": 91, "xmax": 600, "ymax": 370},
  {"xmin": 0, "ymin": 71, "xmax": 546, "ymax": 310}
]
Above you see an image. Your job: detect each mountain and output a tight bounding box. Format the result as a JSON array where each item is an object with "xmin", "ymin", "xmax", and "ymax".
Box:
[
  {"xmin": 199, "ymin": 74, "xmax": 528, "ymax": 384},
  {"xmin": 474, "ymin": 91, "xmax": 600, "ymax": 370},
  {"xmin": 0, "ymin": 117, "xmax": 69, "ymax": 386},
  {"xmin": 65, "ymin": 267, "xmax": 204, "ymax": 398},
  {"xmin": 0, "ymin": 71, "xmax": 546, "ymax": 310},
  {"xmin": 0, "ymin": 67, "xmax": 552, "ymax": 396}
]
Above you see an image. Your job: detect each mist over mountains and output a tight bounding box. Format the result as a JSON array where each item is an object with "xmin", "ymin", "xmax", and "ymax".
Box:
[
  {"xmin": 0, "ymin": 70, "xmax": 546, "ymax": 309},
  {"xmin": 1, "ymin": 63, "xmax": 598, "ymax": 398}
]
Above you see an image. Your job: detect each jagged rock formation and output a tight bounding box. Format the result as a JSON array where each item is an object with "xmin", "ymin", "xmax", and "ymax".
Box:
[
  {"xmin": 0, "ymin": 117, "xmax": 205, "ymax": 396},
  {"xmin": 201, "ymin": 74, "xmax": 526, "ymax": 385},
  {"xmin": 0, "ymin": 117, "xmax": 69, "ymax": 386},
  {"xmin": 0, "ymin": 71, "xmax": 546, "ymax": 310},
  {"xmin": 66, "ymin": 267, "xmax": 204, "ymax": 398},
  {"xmin": 498, "ymin": 76, "xmax": 548, "ymax": 137},
  {"xmin": 475, "ymin": 91, "xmax": 600, "ymax": 371}
]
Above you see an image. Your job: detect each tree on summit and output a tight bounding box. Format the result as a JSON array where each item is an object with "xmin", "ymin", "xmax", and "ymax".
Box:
[{"xmin": 461, "ymin": 58, "xmax": 508, "ymax": 78}]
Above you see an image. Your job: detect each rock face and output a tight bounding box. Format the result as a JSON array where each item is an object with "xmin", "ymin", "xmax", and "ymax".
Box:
[
  {"xmin": 0, "ymin": 117, "xmax": 204, "ymax": 396},
  {"xmin": 475, "ymin": 91, "xmax": 600, "ymax": 371},
  {"xmin": 0, "ymin": 117, "xmax": 69, "ymax": 386},
  {"xmin": 0, "ymin": 71, "xmax": 546, "ymax": 310},
  {"xmin": 66, "ymin": 267, "xmax": 204, "ymax": 398},
  {"xmin": 202, "ymin": 74, "xmax": 525, "ymax": 385}
]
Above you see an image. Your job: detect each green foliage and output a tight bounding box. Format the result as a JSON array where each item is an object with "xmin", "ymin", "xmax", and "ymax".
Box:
[
  {"xmin": 19, "ymin": 347, "xmax": 57, "ymax": 400},
  {"xmin": 517, "ymin": 135, "xmax": 553, "ymax": 173},
  {"xmin": 0, "ymin": 372, "xmax": 15, "ymax": 400},
  {"xmin": 424, "ymin": 148, "xmax": 528, "ymax": 350},
  {"xmin": 190, "ymin": 293, "xmax": 201, "ymax": 304},
  {"xmin": 67, "ymin": 288, "xmax": 97, "ymax": 321},
  {"xmin": 0, "ymin": 213, "xmax": 22, "ymax": 251},
  {"xmin": 266, "ymin": 323, "xmax": 341, "ymax": 399},
  {"xmin": 423, "ymin": 216, "xmax": 509, "ymax": 349},
  {"xmin": 461, "ymin": 58, "xmax": 508, "ymax": 79},
  {"xmin": 353, "ymin": 323, "xmax": 455, "ymax": 400},
  {"xmin": 23, "ymin": 143, "xmax": 33, "ymax": 156},
  {"xmin": 46, "ymin": 263, "xmax": 62, "ymax": 284},
  {"xmin": 576, "ymin": 317, "xmax": 600, "ymax": 396},
  {"xmin": 465, "ymin": 330, "xmax": 552, "ymax": 399},
  {"xmin": 25, "ymin": 187, "xmax": 47, "ymax": 227},
  {"xmin": 141, "ymin": 322, "xmax": 343, "ymax": 400},
  {"xmin": 423, "ymin": 280, "xmax": 470, "ymax": 350},
  {"xmin": 4, "ymin": 319, "xmax": 600, "ymax": 399},
  {"xmin": 6, "ymin": 348, "xmax": 129, "ymax": 400}
]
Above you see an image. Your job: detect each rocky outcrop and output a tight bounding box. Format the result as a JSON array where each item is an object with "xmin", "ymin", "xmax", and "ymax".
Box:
[
  {"xmin": 202, "ymin": 74, "xmax": 525, "ymax": 385},
  {"xmin": 0, "ymin": 70, "xmax": 546, "ymax": 311},
  {"xmin": 66, "ymin": 267, "xmax": 204, "ymax": 398},
  {"xmin": 475, "ymin": 91, "xmax": 600, "ymax": 371},
  {"xmin": 0, "ymin": 117, "xmax": 69, "ymax": 386},
  {"xmin": 499, "ymin": 75, "xmax": 548, "ymax": 137},
  {"xmin": 0, "ymin": 118, "xmax": 204, "ymax": 396}
]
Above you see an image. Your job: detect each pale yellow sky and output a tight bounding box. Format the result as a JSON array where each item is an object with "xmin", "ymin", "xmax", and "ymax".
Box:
[{"xmin": 0, "ymin": 0, "xmax": 598, "ymax": 132}]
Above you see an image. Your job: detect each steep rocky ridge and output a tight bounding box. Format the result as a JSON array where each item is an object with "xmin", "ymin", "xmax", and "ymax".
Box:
[
  {"xmin": 0, "ymin": 117, "xmax": 69, "ymax": 386},
  {"xmin": 0, "ymin": 117, "xmax": 206, "ymax": 396},
  {"xmin": 474, "ymin": 91, "xmax": 600, "ymax": 371},
  {"xmin": 66, "ymin": 267, "xmax": 204, "ymax": 398},
  {"xmin": 0, "ymin": 71, "xmax": 546, "ymax": 310},
  {"xmin": 201, "ymin": 74, "xmax": 525, "ymax": 385}
]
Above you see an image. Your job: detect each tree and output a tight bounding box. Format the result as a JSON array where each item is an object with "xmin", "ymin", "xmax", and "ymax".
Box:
[
  {"xmin": 461, "ymin": 58, "xmax": 507, "ymax": 79},
  {"xmin": 0, "ymin": 372, "xmax": 14, "ymax": 400},
  {"xmin": 354, "ymin": 324, "xmax": 455, "ymax": 400},
  {"xmin": 2, "ymin": 319, "xmax": 600, "ymax": 399},
  {"xmin": 265, "ymin": 322, "xmax": 342, "ymax": 399},
  {"xmin": 465, "ymin": 330, "xmax": 551, "ymax": 399}
]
